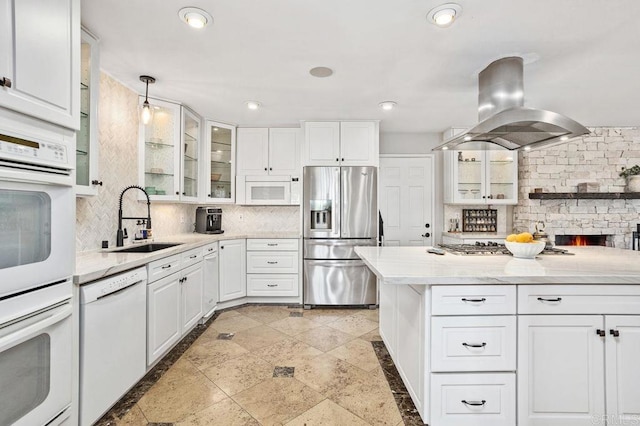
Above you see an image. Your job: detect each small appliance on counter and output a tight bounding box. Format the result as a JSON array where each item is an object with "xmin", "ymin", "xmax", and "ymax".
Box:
[{"xmin": 195, "ymin": 207, "xmax": 224, "ymax": 234}]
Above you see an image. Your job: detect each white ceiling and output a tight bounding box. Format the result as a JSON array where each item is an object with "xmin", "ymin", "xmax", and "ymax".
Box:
[{"xmin": 82, "ymin": 0, "xmax": 640, "ymax": 133}]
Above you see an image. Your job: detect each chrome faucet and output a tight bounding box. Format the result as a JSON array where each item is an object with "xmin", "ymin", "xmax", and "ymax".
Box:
[{"xmin": 117, "ymin": 185, "xmax": 152, "ymax": 247}]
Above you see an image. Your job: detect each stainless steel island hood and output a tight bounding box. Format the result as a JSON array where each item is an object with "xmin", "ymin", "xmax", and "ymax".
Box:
[{"xmin": 435, "ymin": 57, "xmax": 590, "ymax": 151}]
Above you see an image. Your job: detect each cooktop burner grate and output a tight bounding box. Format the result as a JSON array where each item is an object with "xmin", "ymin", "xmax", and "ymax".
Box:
[{"xmin": 438, "ymin": 243, "xmax": 574, "ymax": 256}]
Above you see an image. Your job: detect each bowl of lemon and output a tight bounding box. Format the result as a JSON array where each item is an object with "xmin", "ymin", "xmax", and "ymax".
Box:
[{"xmin": 504, "ymin": 232, "xmax": 545, "ymax": 259}]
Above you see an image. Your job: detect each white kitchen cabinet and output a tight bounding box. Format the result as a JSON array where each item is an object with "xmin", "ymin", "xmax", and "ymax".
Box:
[
  {"xmin": 605, "ymin": 316, "xmax": 640, "ymax": 422},
  {"xmin": 75, "ymin": 28, "xmax": 100, "ymax": 196},
  {"xmin": 518, "ymin": 315, "xmax": 605, "ymax": 426},
  {"xmin": 180, "ymin": 107, "xmax": 201, "ymax": 202},
  {"xmin": 147, "ymin": 273, "xmax": 181, "ymax": 365},
  {"xmin": 180, "ymin": 263, "xmax": 203, "ymax": 332},
  {"xmin": 246, "ymin": 238, "xmax": 299, "ymax": 297},
  {"xmin": 236, "ymin": 127, "xmax": 300, "ymax": 176},
  {"xmin": 302, "ymin": 121, "xmax": 379, "ymax": 166},
  {"xmin": 378, "ymin": 278, "xmax": 397, "ymax": 359},
  {"xmin": 204, "ymin": 120, "xmax": 236, "ymax": 202},
  {"xmin": 443, "ymin": 149, "xmax": 517, "ymax": 205},
  {"xmin": 219, "ymin": 239, "xmax": 246, "ymax": 302},
  {"xmin": 0, "ymin": 0, "xmax": 80, "ymax": 130}
]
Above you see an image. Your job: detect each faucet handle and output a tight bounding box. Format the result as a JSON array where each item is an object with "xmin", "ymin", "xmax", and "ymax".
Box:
[{"xmin": 123, "ymin": 228, "xmax": 128, "ymax": 239}]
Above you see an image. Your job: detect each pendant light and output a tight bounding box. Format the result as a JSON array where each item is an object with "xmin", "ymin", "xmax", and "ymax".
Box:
[{"xmin": 139, "ymin": 75, "xmax": 156, "ymax": 125}]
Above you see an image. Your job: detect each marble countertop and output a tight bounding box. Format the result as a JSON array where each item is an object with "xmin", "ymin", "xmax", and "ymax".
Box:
[
  {"xmin": 355, "ymin": 246, "xmax": 640, "ymax": 285},
  {"xmin": 443, "ymin": 232, "xmax": 509, "ymax": 240},
  {"xmin": 75, "ymin": 232, "xmax": 300, "ymax": 285}
]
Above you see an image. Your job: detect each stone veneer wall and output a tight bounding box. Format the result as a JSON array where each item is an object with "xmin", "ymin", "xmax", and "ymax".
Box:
[
  {"xmin": 513, "ymin": 127, "xmax": 640, "ymax": 249},
  {"xmin": 76, "ymin": 73, "xmax": 299, "ymax": 253}
]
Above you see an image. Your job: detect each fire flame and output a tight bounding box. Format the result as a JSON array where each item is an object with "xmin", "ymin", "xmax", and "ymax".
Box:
[{"xmin": 573, "ymin": 235, "xmax": 588, "ymax": 246}]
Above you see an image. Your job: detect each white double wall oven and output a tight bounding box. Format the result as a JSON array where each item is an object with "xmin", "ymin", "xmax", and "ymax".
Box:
[{"xmin": 0, "ymin": 111, "xmax": 75, "ymax": 426}]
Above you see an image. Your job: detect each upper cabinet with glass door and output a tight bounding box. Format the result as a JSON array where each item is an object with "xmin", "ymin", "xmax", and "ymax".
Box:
[
  {"xmin": 204, "ymin": 121, "xmax": 236, "ymax": 202},
  {"xmin": 138, "ymin": 97, "xmax": 181, "ymax": 201},
  {"xmin": 76, "ymin": 28, "xmax": 100, "ymax": 197},
  {"xmin": 444, "ymin": 149, "xmax": 518, "ymax": 204},
  {"xmin": 180, "ymin": 107, "xmax": 201, "ymax": 202}
]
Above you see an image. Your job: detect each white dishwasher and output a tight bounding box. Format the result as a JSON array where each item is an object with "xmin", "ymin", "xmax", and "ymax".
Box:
[
  {"xmin": 201, "ymin": 243, "xmax": 219, "ymax": 322},
  {"xmin": 80, "ymin": 267, "xmax": 147, "ymax": 426}
]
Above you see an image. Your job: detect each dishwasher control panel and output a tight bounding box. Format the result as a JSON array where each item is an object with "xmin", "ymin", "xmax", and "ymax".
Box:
[{"xmin": 81, "ymin": 267, "xmax": 148, "ymax": 304}]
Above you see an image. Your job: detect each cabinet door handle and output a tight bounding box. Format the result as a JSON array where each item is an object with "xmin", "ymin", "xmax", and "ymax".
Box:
[
  {"xmin": 461, "ymin": 297, "xmax": 486, "ymax": 303},
  {"xmin": 610, "ymin": 329, "xmax": 620, "ymax": 337},
  {"xmin": 162, "ymin": 265, "xmax": 173, "ymax": 269},
  {"xmin": 336, "ymin": 158, "xmax": 339, "ymax": 162},
  {"xmin": 208, "ymin": 248, "xmax": 214, "ymax": 252},
  {"xmin": 189, "ymin": 255, "xmax": 198, "ymax": 259},
  {"xmin": 175, "ymin": 191, "xmax": 180, "ymax": 195},
  {"xmin": 269, "ymin": 167, "xmax": 272, "ymax": 171},
  {"xmin": 267, "ymin": 261, "xmax": 278, "ymax": 264},
  {"xmin": 0, "ymin": 77, "xmax": 11, "ymax": 88},
  {"xmin": 461, "ymin": 400, "xmax": 486, "ymax": 407},
  {"xmin": 597, "ymin": 329, "xmax": 606, "ymax": 337},
  {"xmin": 537, "ymin": 297, "xmax": 562, "ymax": 302},
  {"xmin": 462, "ymin": 342, "xmax": 487, "ymax": 348},
  {"xmin": 264, "ymin": 167, "xmax": 267, "ymax": 171},
  {"xmin": 91, "ymin": 180, "xmax": 103, "ymax": 186},
  {"xmin": 267, "ymin": 284, "xmax": 278, "ymax": 287}
]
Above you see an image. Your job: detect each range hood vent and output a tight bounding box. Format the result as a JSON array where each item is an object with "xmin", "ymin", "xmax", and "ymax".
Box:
[{"xmin": 435, "ymin": 57, "xmax": 589, "ymax": 151}]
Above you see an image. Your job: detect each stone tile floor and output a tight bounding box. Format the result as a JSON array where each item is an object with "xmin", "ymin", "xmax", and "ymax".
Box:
[{"xmin": 97, "ymin": 305, "xmax": 423, "ymax": 425}]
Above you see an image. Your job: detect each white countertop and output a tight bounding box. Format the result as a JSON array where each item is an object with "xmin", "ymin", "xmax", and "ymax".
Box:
[
  {"xmin": 355, "ymin": 246, "xmax": 640, "ymax": 285},
  {"xmin": 75, "ymin": 232, "xmax": 300, "ymax": 285},
  {"xmin": 443, "ymin": 232, "xmax": 509, "ymax": 240}
]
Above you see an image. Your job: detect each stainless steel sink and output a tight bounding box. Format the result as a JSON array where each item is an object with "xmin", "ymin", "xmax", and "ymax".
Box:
[{"xmin": 112, "ymin": 243, "xmax": 182, "ymax": 253}]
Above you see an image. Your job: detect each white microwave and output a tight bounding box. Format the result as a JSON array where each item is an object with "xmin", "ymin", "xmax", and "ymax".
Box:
[{"xmin": 236, "ymin": 175, "xmax": 300, "ymax": 205}]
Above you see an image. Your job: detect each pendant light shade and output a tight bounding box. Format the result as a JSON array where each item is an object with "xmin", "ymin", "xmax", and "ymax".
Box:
[{"xmin": 139, "ymin": 75, "xmax": 156, "ymax": 125}]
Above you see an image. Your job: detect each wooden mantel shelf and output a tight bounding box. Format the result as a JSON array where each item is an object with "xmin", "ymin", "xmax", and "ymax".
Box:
[{"xmin": 529, "ymin": 192, "xmax": 640, "ymax": 200}]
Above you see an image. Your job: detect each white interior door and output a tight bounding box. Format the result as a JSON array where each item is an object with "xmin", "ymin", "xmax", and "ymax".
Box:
[{"xmin": 379, "ymin": 156, "xmax": 434, "ymax": 246}]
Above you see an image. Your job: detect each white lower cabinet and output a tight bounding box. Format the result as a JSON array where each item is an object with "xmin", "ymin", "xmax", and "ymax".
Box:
[
  {"xmin": 430, "ymin": 373, "xmax": 516, "ymax": 426},
  {"xmin": 605, "ymin": 316, "xmax": 640, "ymax": 422},
  {"xmin": 181, "ymin": 264, "xmax": 203, "ymax": 332},
  {"xmin": 246, "ymin": 238, "xmax": 299, "ymax": 297},
  {"xmin": 219, "ymin": 239, "xmax": 247, "ymax": 302}
]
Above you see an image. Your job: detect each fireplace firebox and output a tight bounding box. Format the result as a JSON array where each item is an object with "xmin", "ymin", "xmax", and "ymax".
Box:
[{"xmin": 555, "ymin": 235, "xmax": 609, "ymax": 246}]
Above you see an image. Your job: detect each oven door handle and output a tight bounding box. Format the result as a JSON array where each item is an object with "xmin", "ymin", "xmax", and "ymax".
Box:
[{"xmin": 0, "ymin": 302, "xmax": 72, "ymax": 352}]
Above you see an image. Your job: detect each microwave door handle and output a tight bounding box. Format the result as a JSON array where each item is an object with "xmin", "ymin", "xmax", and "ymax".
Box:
[{"xmin": 0, "ymin": 303, "xmax": 72, "ymax": 353}]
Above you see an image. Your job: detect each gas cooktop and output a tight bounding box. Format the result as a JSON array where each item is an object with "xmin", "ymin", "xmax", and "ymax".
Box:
[{"xmin": 438, "ymin": 242, "xmax": 574, "ymax": 256}]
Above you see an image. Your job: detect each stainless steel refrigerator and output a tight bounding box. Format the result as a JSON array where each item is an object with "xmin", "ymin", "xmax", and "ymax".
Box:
[{"xmin": 303, "ymin": 166, "xmax": 377, "ymax": 307}]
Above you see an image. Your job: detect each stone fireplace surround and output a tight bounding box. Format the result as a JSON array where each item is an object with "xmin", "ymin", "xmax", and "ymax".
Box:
[{"xmin": 513, "ymin": 127, "xmax": 640, "ymax": 249}]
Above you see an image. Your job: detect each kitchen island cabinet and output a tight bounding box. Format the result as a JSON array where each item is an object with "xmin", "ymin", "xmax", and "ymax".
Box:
[{"xmin": 355, "ymin": 246, "xmax": 640, "ymax": 426}]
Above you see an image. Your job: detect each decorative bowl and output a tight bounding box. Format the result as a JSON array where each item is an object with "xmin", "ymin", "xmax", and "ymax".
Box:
[
  {"xmin": 504, "ymin": 241, "xmax": 545, "ymax": 259},
  {"xmin": 211, "ymin": 173, "xmax": 221, "ymax": 181}
]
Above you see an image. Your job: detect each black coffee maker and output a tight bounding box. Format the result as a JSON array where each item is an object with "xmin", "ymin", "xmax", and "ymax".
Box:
[{"xmin": 195, "ymin": 207, "xmax": 223, "ymax": 234}]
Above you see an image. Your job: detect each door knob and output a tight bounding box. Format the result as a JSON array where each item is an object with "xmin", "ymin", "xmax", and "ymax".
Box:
[
  {"xmin": 425, "ymin": 223, "xmax": 430, "ymax": 228},
  {"xmin": 422, "ymin": 233, "xmax": 431, "ymax": 238}
]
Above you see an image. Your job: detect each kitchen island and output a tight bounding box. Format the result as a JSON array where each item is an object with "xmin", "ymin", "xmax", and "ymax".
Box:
[{"xmin": 355, "ymin": 246, "xmax": 640, "ymax": 426}]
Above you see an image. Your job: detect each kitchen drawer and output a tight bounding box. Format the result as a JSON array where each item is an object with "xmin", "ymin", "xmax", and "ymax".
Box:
[
  {"xmin": 147, "ymin": 254, "xmax": 181, "ymax": 283},
  {"xmin": 247, "ymin": 251, "xmax": 298, "ymax": 274},
  {"xmin": 431, "ymin": 316, "xmax": 516, "ymax": 372},
  {"xmin": 180, "ymin": 247, "xmax": 203, "ymax": 269},
  {"xmin": 202, "ymin": 242, "xmax": 218, "ymax": 256},
  {"xmin": 432, "ymin": 285, "xmax": 516, "ymax": 316},
  {"xmin": 247, "ymin": 274, "xmax": 299, "ymax": 297},
  {"xmin": 430, "ymin": 373, "xmax": 516, "ymax": 426},
  {"xmin": 247, "ymin": 238, "xmax": 299, "ymax": 251},
  {"xmin": 518, "ymin": 285, "xmax": 640, "ymax": 314}
]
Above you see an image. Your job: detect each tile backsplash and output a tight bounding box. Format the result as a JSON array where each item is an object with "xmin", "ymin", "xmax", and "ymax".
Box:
[{"xmin": 76, "ymin": 73, "xmax": 299, "ymax": 253}]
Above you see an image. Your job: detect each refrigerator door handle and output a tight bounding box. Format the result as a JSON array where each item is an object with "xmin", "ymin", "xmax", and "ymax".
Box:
[{"xmin": 332, "ymin": 167, "xmax": 341, "ymax": 238}]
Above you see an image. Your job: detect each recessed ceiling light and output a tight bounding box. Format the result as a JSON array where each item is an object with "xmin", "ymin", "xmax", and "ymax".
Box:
[
  {"xmin": 213, "ymin": 127, "xmax": 219, "ymax": 132},
  {"xmin": 464, "ymin": 136, "xmax": 472, "ymax": 141},
  {"xmin": 524, "ymin": 146, "xmax": 532, "ymax": 151},
  {"xmin": 379, "ymin": 101, "xmax": 397, "ymax": 111},
  {"xmin": 427, "ymin": 3, "xmax": 462, "ymax": 27},
  {"xmin": 309, "ymin": 67, "xmax": 334, "ymax": 78},
  {"xmin": 178, "ymin": 7, "xmax": 213, "ymax": 29},
  {"xmin": 560, "ymin": 136, "xmax": 569, "ymax": 141},
  {"xmin": 246, "ymin": 101, "xmax": 261, "ymax": 110},
  {"xmin": 442, "ymin": 146, "xmax": 449, "ymax": 150}
]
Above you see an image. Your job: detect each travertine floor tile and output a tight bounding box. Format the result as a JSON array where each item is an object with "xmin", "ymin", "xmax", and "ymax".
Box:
[
  {"xmin": 327, "ymin": 314, "xmax": 378, "ymax": 337},
  {"xmin": 295, "ymin": 325, "xmax": 355, "ymax": 352},
  {"xmin": 353, "ymin": 308, "xmax": 379, "ymax": 323},
  {"xmin": 233, "ymin": 378, "xmax": 324, "ymax": 426},
  {"xmin": 231, "ymin": 325, "xmax": 289, "ymax": 352},
  {"xmin": 182, "ymin": 338, "xmax": 249, "ymax": 371},
  {"xmin": 236, "ymin": 305, "xmax": 291, "ymax": 323},
  {"xmin": 253, "ymin": 338, "xmax": 323, "ymax": 367},
  {"xmin": 329, "ymin": 367, "xmax": 402, "ymax": 426},
  {"xmin": 359, "ymin": 328, "xmax": 383, "ymax": 342},
  {"xmin": 328, "ymin": 338, "xmax": 381, "ymax": 371},
  {"xmin": 137, "ymin": 359, "xmax": 226, "ymax": 422},
  {"xmin": 176, "ymin": 398, "xmax": 259, "ymax": 426},
  {"xmin": 285, "ymin": 399, "xmax": 370, "ymax": 426},
  {"xmin": 115, "ymin": 404, "xmax": 147, "ymax": 425},
  {"xmin": 202, "ymin": 353, "xmax": 274, "ymax": 396},
  {"xmin": 294, "ymin": 353, "xmax": 372, "ymax": 395},
  {"xmin": 269, "ymin": 316, "xmax": 322, "ymax": 336},
  {"xmin": 301, "ymin": 308, "xmax": 354, "ymax": 324},
  {"xmin": 211, "ymin": 315, "xmax": 263, "ymax": 333},
  {"xmin": 216, "ymin": 310, "xmax": 242, "ymax": 320}
]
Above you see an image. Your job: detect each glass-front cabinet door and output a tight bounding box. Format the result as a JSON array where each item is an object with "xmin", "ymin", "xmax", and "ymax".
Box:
[
  {"xmin": 139, "ymin": 97, "xmax": 181, "ymax": 201},
  {"xmin": 449, "ymin": 149, "xmax": 517, "ymax": 204},
  {"xmin": 181, "ymin": 108, "xmax": 200, "ymax": 202},
  {"xmin": 75, "ymin": 28, "xmax": 100, "ymax": 196},
  {"xmin": 204, "ymin": 121, "xmax": 236, "ymax": 202}
]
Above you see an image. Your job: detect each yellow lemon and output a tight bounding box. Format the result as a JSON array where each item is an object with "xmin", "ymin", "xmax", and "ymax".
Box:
[
  {"xmin": 515, "ymin": 232, "xmax": 534, "ymax": 243},
  {"xmin": 506, "ymin": 234, "xmax": 517, "ymax": 242}
]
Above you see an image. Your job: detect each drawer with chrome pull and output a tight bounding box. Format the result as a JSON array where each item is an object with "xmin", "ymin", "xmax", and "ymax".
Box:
[
  {"xmin": 247, "ymin": 274, "xmax": 298, "ymax": 297},
  {"xmin": 518, "ymin": 285, "xmax": 640, "ymax": 314},
  {"xmin": 430, "ymin": 372, "xmax": 516, "ymax": 426},
  {"xmin": 246, "ymin": 238, "xmax": 299, "ymax": 251},
  {"xmin": 431, "ymin": 316, "xmax": 516, "ymax": 372},
  {"xmin": 147, "ymin": 254, "xmax": 181, "ymax": 282},
  {"xmin": 180, "ymin": 247, "xmax": 203, "ymax": 269},
  {"xmin": 247, "ymin": 251, "xmax": 298, "ymax": 274},
  {"xmin": 432, "ymin": 285, "xmax": 516, "ymax": 316}
]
